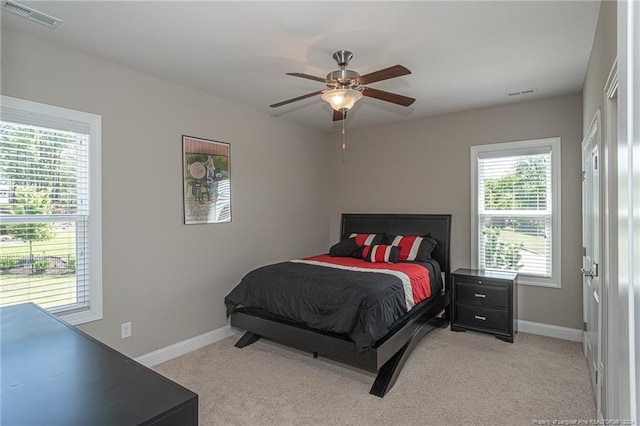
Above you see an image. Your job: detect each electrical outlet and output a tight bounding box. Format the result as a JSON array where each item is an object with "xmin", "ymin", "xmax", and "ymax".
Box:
[{"xmin": 121, "ymin": 322, "xmax": 132, "ymax": 339}]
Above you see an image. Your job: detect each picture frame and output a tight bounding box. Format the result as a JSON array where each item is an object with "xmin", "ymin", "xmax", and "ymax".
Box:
[{"xmin": 182, "ymin": 135, "xmax": 231, "ymax": 224}]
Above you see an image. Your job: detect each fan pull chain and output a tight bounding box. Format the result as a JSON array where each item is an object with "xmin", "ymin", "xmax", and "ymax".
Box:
[{"xmin": 341, "ymin": 109, "xmax": 347, "ymax": 150}]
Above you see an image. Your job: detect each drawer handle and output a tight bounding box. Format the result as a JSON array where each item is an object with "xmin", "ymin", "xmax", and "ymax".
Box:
[
  {"xmin": 474, "ymin": 293, "xmax": 486, "ymax": 298},
  {"xmin": 474, "ymin": 315, "xmax": 486, "ymax": 321}
]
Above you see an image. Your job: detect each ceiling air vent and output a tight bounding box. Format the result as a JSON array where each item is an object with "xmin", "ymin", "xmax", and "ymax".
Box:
[
  {"xmin": 2, "ymin": 1, "xmax": 62, "ymax": 28},
  {"xmin": 506, "ymin": 88, "xmax": 537, "ymax": 98}
]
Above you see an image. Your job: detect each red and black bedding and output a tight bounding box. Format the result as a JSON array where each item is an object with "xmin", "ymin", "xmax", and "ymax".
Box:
[
  {"xmin": 224, "ymin": 249, "xmax": 443, "ymax": 349},
  {"xmin": 227, "ymin": 215, "xmax": 452, "ymax": 397}
]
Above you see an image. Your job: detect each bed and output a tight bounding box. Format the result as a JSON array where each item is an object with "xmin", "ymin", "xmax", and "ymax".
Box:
[{"xmin": 225, "ymin": 213, "xmax": 452, "ymax": 397}]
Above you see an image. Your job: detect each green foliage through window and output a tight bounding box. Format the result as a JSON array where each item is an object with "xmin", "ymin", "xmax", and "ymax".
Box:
[
  {"xmin": 484, "ymin": 157, "xmax": 547, "ymax": 211},
  {"xmin": 1, "ymin": 186, "xmax": 55, "ymax": 263},
  {"xmin": 483, "ymin": 226, "xmax": 524, "ymax": 271}
]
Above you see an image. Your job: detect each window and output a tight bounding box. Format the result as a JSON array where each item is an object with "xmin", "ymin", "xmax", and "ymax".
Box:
[
  {"xmin": 0, "ymin": 96, "xmax": 102, "ymax": 324},
  {"xmin": 471, "ymin": 138, "xmax": 561, "ymax": 287}
]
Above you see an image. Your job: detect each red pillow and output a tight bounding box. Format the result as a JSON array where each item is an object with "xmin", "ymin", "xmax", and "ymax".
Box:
[{"xmin": 359, "ymin": 245, "xmax": 400, "ymax": 263}]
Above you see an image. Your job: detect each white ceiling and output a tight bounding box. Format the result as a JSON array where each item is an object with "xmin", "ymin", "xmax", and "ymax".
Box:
[{"xmin": 1, "ymin": 1, "xmax": 601, "ymax": 132}]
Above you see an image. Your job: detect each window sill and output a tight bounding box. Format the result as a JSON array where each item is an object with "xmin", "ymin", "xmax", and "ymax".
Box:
[
  {"xmin": 516, "ymin": 276, "xmax": 561, "ymax": 288},
  {"xmin": 58, "ymin": 308, "xmax": 102, "ymax": 326}
]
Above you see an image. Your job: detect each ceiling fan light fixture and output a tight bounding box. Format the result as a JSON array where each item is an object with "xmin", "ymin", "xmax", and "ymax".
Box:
[{"xmin": 321, "ymin": 88, "xmax": 363, "ymax": 111}]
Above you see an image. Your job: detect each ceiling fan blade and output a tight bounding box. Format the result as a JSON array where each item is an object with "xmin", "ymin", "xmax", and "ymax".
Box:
[
  {"xmin": 269, "ymin": 90, "xmax": 324, "ymax": 108},
  {"xmin": 286, "ymin": 73, "xmax": 328, "ymax": 84},
  {"xmin": 362, "ymin": 87, "xmax": 415, "ymax": 107},
  {"xmin": 332, "ymin": 109, "xmax": 346, "ymax": 122},
  {"xmin": 356, "ymin": 65, "xmax": 411, "ymax": 85}
]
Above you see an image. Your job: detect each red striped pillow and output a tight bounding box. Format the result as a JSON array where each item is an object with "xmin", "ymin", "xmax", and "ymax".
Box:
[
  {"xmin": 360, "ymin": 245, "xmax": 400, "ymax": 263},
  {"xmin": 349, "ymin": 233, "xmax": 383, "ymax": 246},
  {"xmin": 386, "ymin": 235, "xmax": 437, "ymax": 262}
]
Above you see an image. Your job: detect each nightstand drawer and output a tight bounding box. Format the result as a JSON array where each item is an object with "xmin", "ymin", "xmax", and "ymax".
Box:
[
  {"xmin": 454, "ymin": 304, "xmax": 509, "ymax": 333},
  {"xmin": 455, "ymin": 282, "xmax": 509, "ymax": 308},
  {"xmin": 454, "ymin": 275, "xmax": 509, "ymax": 287}
]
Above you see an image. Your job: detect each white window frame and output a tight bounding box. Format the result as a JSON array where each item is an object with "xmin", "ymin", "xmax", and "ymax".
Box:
[
  {"xmin": 1, "ymin": 96, "xmax": 102, "ymax": 324},
  {"xmin": 470, "ymin": 137, "xmax": 562, "ymax": 288}
]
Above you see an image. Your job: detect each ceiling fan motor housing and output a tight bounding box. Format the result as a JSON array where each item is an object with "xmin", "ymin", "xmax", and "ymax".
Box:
[
  {"xmin": 326, "ymin": 69, "xmax": 360, "ymax": 87},
  {"xmin": 328, "ymin": 50, "xmax": 360, "ymax": 87}
]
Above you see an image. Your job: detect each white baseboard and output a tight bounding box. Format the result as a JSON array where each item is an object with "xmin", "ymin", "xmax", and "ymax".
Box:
[
  {"xmin": 135, "ymin": 325, "xmax": 237, "ymax": 367},
  {"xmin": 135, "ymin": 320, "xmax": 580, "ymax": 367},
  {"xmin": 517, "ymin": 319, "xmax": 582, "ymax": 342}
]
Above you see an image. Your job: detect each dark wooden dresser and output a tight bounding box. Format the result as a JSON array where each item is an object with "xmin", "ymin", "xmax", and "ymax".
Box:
[
  {"xmin": 1, "ymin": 303, "xmax": 198, "ymax": 425},
  {"xmin": 450, "ymin": 268, "xmax": 518, "ymax": 342}
]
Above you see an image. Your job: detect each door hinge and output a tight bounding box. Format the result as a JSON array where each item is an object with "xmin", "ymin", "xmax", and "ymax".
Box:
[
  {"xmin": 581, "ymin": 171, "xmax": 586, "ymax": 181},
  {"xmin": 583, "ymin": 322, "xmax": 587, "ymax": 331},
  {"xmin": 594, "ymin": 156, "xmax": 598, "ymax": 170},
  {"xmin": 582, "ymin": 246, "xmax": 587, "ymax": 256}
]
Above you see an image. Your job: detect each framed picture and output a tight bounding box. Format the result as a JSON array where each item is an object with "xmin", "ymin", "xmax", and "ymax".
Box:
[{"xmin": 182, "ymin": 135, "xmax": 231, "ymax": 224}]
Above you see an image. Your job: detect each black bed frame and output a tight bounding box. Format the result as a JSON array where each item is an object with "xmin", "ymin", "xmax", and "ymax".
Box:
[{"xmin": 230, "ymin": 213, "xmax": 452, "ymax": 397}]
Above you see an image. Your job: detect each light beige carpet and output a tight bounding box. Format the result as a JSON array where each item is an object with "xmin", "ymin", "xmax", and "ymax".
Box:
[{"xmin": 154, "ymin": 328, "xmax": 596, "ymax": 425}]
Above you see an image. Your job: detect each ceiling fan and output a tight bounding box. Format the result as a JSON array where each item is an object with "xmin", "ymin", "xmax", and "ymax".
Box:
[{"xmin": 270, "ymin": 50, "xmax": 416, "ymax": 122}]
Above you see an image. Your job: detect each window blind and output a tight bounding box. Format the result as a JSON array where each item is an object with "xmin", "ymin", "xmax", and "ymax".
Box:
[
  {"xmin": 477, "ymin": 149, "xmax": 553, "ymax": 278},
  {"xmin": 0, "ymin": 119, "xmax": 91, "ymax": 314}
]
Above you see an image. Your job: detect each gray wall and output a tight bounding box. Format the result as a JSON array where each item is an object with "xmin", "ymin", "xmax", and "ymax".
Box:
[
  {"xmin": 1, "ymin": 30, "xmax": 331, "ymax": 357},
  {"xmin": 329, "ymin": 93, "xmax": 584, "ymax": 329}
]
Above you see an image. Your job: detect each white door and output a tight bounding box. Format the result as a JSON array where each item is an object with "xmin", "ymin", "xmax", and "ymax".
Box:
[{"xmin": 582, "ymin": 112, "xmax": 601, "ymax": 413}]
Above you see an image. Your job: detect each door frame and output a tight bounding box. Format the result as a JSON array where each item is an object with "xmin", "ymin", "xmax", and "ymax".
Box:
[
  {"xmin": 582, "ymin": 109, "xmax": 602, "ymax": 417},
  {"xmin": 602, "ymin": 59, "xmax": 618, "ymax": 421}
]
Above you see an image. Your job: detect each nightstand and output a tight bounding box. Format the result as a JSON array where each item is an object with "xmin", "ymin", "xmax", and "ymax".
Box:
[{"xmin": 450, "ymin": 268, "xmax": 517, "ymax": 342}]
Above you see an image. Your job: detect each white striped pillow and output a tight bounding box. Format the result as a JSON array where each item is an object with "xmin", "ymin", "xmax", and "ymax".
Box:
[
  {"xmin": 386, "ymin": 235, "xmax": 437, "ymax": 262},
  {"xmin": 349, "ymin": 233, "xmax": 383, "ymax": 247},
  {"xmin": 360, "ymin": 245, "xmax": 400, "ymax": 263}
]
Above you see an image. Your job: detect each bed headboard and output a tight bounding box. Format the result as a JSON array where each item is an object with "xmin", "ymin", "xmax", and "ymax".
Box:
[{"xmin": 341, "ymin": 213, "xmax": 452, "ymax": 290}]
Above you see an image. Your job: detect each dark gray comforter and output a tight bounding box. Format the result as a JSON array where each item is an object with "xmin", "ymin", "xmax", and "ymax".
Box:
[{"xmin": 225, "ymin": 259, "xmax": 440, "ymax": 349}]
